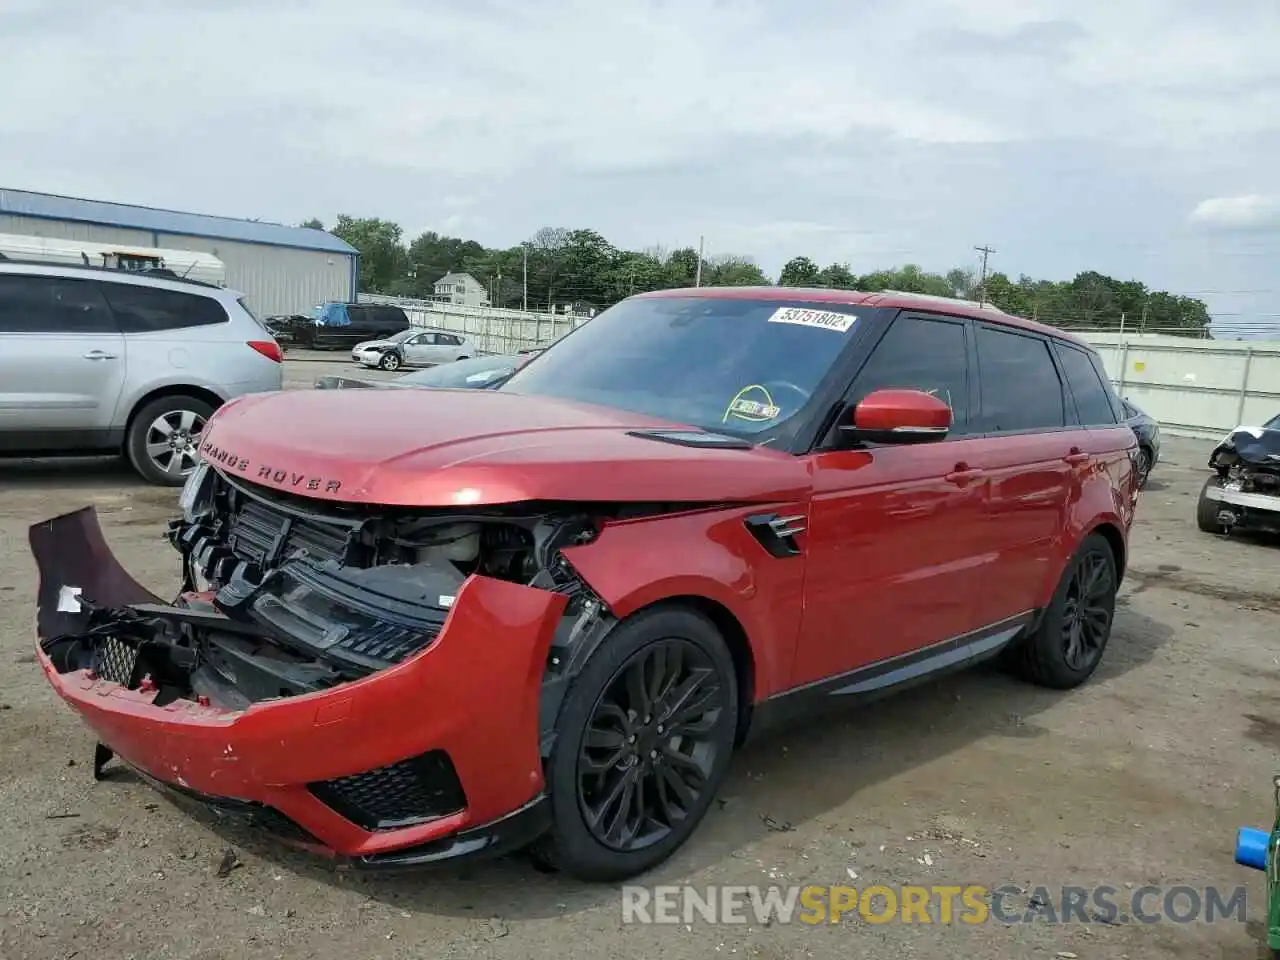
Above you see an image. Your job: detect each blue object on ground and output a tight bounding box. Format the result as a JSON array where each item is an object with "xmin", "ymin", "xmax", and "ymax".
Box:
[{"xmin": 1236, "ymin": 826, "xmax": 1270, "ymax": 870}]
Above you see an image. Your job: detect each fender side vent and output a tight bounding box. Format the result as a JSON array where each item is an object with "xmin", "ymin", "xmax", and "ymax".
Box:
[{"xmin": 744, "ymin": 513, "xmax": 805, "ymax": 558}]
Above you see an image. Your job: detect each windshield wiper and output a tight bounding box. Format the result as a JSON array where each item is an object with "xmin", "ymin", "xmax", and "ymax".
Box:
[{"xmin": 625, "ymin": 429, "xmax": 755, "ymax": 449}]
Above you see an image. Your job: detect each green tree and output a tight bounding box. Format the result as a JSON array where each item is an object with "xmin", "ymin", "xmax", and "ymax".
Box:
[
  {"xmin": 816, "ymin": 263, "xmax": 857, "ymax": 289},
  {"xmin": 705, "ymin": 254, "xmax": 770, "ymax": 287},
  {"xmin": 300, "ymin": 217, "xmax": 324, "ymax": 230},
  {"xmin": 778, "ymin": 256, "xmax": 821, "ymax": 286},
  {"xmin": 331, "ymin": 215, "xmax": 407, "ymax": 293}
]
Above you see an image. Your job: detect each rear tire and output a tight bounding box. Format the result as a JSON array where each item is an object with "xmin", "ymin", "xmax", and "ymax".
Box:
[
  {"xmin": 1196, "ymin": 476, "xmax": 1226, "ymax": 533},
  {"xmin": 533, "ymin": 605, "xmax": 739, "ymax": 882},
  {"xmin": 125, "ymin": 395, "xmax": 216, "ymax": 486},
  {"xmin": 1008, "ymin": 533, "xmax": 1118, "ymax": 690}
]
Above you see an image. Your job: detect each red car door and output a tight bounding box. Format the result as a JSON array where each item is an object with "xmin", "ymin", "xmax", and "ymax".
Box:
[
  {"xmin": 964, "ymin": 323, "xmax": 1079, "ymax": 626},
  {"xmin": 790, "ymin": 313, "xmax": 992, "ymax": 689}
]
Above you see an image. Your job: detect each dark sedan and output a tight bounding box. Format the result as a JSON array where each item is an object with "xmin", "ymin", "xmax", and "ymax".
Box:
[
  {"xmin": 314, "ymin": 353, "xmax": 526, "ymax": 392},
  {"xmin": 1122, "ymin": 398, "xmax": 1160, "ymax": 488}
]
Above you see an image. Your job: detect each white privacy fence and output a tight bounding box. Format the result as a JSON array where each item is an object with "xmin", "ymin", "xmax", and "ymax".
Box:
[
  {"xmin": 358, "ymin": 293, "xmax": 586, "ymax": 355},
  {"xmin": 1084, "ymin": 333, "xmax": 1280, "ymax": 439}
]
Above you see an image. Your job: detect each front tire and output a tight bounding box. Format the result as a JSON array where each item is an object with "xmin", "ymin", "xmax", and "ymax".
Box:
[
  {"xmin": 378, "ymin": 352, "xmax": 401, "ymax": 371},
  {"xmin": 1196, "ymin": 476, "xmax": 1227, "ymax": 533},
  {"xmin": 1008, "ymin": 533, "xmax": 1118, "ymax": 690},
  {"xmin": 125, "ymin": 395, "xmax": 215, "ymax": 486},
  {"xmin": 535, "ymin": 605, "xmax": 739, "ymax": 882}
]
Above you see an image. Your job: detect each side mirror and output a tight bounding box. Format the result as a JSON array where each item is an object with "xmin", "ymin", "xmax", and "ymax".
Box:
[{"xmin": 841, "ymin": 389, "xmax": 952, "ymax": 444}]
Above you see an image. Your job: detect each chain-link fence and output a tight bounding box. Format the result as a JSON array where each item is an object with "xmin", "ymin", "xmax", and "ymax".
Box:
[{"xmin": 358, "ymin": 293, "xmax": 588, "ymax": 355}]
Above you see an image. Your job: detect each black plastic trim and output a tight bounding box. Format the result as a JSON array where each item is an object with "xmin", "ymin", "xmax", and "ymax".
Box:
[
  {"xmin": 625, "ymin": 429, "xmax": 756, "ymax": 449},
  {"xmin": 743, "ymin": 513, "xmax": 804, "ymax": 557},
  {"xmin": 349, "ymin": 793, "xmax": 552, "ymax": 870},
  {"xmin": 745, "ymin": 611, "xmax": 1035, "ymax": 740},
  {"xmin": 307, "ymin": 750, "xmax": 467, "ymax": 832}
]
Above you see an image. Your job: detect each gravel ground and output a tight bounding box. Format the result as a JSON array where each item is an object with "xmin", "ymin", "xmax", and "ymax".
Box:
[{"xmin": 1, "ymin": 364, "xmax": 1276, "ymax": 959}]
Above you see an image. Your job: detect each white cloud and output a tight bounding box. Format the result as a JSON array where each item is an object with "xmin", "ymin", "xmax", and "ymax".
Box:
[
  {"xmin": 1, "ymin": 0, "xmax": 1279, "ymax": 322},
  {"xmin": 1190, "ymin": 195, "xmax": 1280, "ymax": 232}
]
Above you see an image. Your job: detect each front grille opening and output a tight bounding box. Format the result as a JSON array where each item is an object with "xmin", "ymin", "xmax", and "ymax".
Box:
[
  {"xmin": 307, "ymin": 750, "xmax": 467, "ymax": 831},
  {"xmin": 93, "ymin": 635, "xmax": 139, "ymax": 686}
]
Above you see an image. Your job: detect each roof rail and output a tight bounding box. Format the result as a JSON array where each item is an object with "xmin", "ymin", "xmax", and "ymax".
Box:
[
  {"xmin": 0, "ymin": 258, "xmax": 221, "ymax": 289},
  {"xmin": 878, "ymin": 289, "xmax": 1008, "ymax": 313}
]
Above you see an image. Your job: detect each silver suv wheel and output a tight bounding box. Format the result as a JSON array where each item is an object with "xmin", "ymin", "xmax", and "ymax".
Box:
[{"xmin": 144, "ymin": 409, "xmax": 207, "ymax": 478}]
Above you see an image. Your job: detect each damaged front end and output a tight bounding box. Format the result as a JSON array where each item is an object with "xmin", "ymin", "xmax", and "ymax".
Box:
[
  {"xmin": 1205, "ymin": 427, "xmax": 1280, "ymax": 534},
  {"xmin": 30, "ymin": 461, "xmax": 624, "ymax": 866}
]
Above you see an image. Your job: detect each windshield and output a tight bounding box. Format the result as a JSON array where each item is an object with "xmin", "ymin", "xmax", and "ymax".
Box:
[
  {"xmin": 397, "ymin": 355, "xmax": 519, "ymax": 388},
  {"xmin": 1262, "ymin": 412, "xmax": 1280, "ymax": 431},
  {"xmin": 380, "ymin": 329, "xmax": 418, "ymax": 344},
  {"xmin": 498, "ymin": 296, "xmax": 871, "ymax": 438}
]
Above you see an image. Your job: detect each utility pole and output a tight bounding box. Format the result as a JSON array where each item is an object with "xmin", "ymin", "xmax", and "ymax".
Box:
[
  {"xmin": 695, "ymin": 235, "xmax": 704, "ymax": 287},
  {"xmin": 522, "ymin": 244, "xmax": 528, "ymax": 312},
  {"xmin": 974, "ymin": 244, "xmax": 996, "ymax": 305}
]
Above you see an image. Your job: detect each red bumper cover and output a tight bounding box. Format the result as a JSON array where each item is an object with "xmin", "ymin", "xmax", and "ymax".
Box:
[{"xmin": 32, "ymin": 507, "xmax": 567, "ymax": 862}]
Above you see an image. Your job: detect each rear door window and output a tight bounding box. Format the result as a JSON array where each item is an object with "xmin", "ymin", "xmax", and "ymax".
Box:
[
  {"xmin": 1057, "ymin": 343, "xmax": 1119, "ymax": 426},
  {"xmin": 974, "ymin": 324, "xmax": 1065, "ymax": 433},
  {"xmin": 0, "ymin": 274, "xmax": 117, "ymax": 334},
  {"xmin": 101, "ymin": 283, "xmax": 227, "ymax": 332},
  {"xmin": 846, "ymin": 313, "xmax": 971, "ymax": 434}
]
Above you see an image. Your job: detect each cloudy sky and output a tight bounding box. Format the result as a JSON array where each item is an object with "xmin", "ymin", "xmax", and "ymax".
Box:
[{"xmin": 2, "ymin": 0, "xmax": 1278, "ymax": 334}]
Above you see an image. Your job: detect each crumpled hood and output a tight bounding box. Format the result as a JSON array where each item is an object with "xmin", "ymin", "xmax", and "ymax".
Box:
[
  {"xmin": 1211, "ymin": 426, "xmax": 1280, "ymax": 470},
  {"xmin": 198, "ymin": 388, "xmax": 809, "ymax": 506}
]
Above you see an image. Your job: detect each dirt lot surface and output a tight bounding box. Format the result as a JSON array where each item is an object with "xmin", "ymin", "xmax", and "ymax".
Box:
[{"xmin": 2, "ymin": 366, "xmax": 1275, "ymax": 959}]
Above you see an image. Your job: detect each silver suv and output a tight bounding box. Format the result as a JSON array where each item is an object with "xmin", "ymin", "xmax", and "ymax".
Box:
[{"xmin": 0, "ymin": 262, "xmax": 284, "ymax": 485}]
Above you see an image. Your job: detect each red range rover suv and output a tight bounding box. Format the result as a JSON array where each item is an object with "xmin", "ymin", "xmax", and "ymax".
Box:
[{"xmin": 30, "ymin": 288, "xmax": 1139, "ymax": 882}]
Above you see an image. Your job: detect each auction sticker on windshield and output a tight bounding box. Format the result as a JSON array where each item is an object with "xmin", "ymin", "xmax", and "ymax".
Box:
[{"xmin": 767, "ymin": 307, "xmax": 856, "ymax": 333}]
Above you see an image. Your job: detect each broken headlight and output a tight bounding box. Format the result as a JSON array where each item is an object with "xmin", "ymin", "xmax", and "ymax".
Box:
[{"xmin": 178, "ymin": 460, "xmax": 214, "ymax": 522}]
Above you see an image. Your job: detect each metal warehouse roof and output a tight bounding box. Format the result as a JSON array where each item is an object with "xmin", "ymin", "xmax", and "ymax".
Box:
[{"xmin": 0, "ymin": 187, "xmax": 358, "ymax": 256}]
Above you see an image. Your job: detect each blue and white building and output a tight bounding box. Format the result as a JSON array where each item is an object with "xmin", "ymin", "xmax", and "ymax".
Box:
[{"xmin": 0, "ymin": 187, "xmax": 358, "ymax": 317}]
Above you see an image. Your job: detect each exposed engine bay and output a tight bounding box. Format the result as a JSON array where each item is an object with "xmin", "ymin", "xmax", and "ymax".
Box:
[{"xmin": 38, "ymin": 461, "xmax": 638, "ymax": 749}]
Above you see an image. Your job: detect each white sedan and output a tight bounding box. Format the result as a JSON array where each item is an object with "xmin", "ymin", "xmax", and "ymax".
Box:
[{"xmin": 351, "ymin": 329, "xmax": 475, "ymax": 370}]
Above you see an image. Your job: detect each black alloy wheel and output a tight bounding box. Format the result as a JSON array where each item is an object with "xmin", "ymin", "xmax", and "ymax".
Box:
[
  {"xmin": 576, "ymin": 638, "xmax": 727, "ymax": 852},
  {"xmin": 535, "ymin": 605, "xmax": 738, "ymax": 882},
  {"xmin": 1005, "ymin": 532, "xmax": 1118, "ymax": 690},
  {"xmin": 1060, "ymin": 550, "xmax": 1113, "ymax": 672}
]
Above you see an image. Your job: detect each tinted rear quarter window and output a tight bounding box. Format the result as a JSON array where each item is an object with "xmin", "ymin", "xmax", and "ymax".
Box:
[
  {"xmin": 847, "ymin": 313, "xmax": 971, "ymax": 432},
  {"xmin": 1057, "ymin": 343, "xmax": 1118, "ymax": 425},
  {"xmin": 101, "ymin": 282, "xmax": 227, "ymax": 333},
  {"xmin": 975, "ymin": 324, "xmax": 1065, "ymax": 432},
  {"xmin": 0, "ymin": 274, "xmax": 116, "ymax": 333}
]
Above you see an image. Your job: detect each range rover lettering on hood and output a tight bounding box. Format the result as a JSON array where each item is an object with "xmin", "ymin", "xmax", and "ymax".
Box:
[
  {"xmin": 199, "ymin": 440, "xmax": 342, "ymax": 493},
  {"xmin": 196, "ymin": 388, "xmax": 809, "ymax": 506}
]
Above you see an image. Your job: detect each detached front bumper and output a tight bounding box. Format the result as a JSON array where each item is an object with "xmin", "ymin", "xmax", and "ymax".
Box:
[
  {"xmin": 1204, "ymin": 481, "xmax": 1280, "ymax": 535},
  {"xmin": 30, "ymin": 507, "xmax": 565, "ymax": 868}
]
